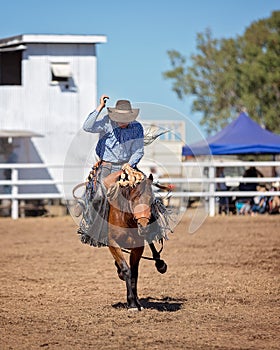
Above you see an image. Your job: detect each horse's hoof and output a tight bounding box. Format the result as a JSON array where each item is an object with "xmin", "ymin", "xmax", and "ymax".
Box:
[
  {"xmin": 155, "ymin": 259, "xmax": 167, "ymax": 274},
  {"xmin": 127, "ymin": 307, "xmax": 142, "ymax": 312}
]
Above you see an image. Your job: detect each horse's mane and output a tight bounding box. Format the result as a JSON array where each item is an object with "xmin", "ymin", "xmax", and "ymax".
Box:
[
  {"xmin": 118, "ymin": 178, "xmax": 148, "ymax": 214},
  {"xmin": 107, "ymin": 176, "xmax": 151, "ymax": 215},
  {"xmin": 106, "ymin": 165, "xmax": 154, "ymax": 215}
]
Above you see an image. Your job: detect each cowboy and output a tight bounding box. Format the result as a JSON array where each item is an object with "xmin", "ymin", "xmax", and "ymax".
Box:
[
  {"xmin": 83, "ymin": 94, "xmax": 144, "ymax": 179},
  {"xmin": 75, "ymin": 95, "xmax": 145, "ymax": 246}
]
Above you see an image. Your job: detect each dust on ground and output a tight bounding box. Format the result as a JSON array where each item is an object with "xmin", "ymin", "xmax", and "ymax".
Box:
[{"xmin": 0, "ymin": 213, "xmax": 279, "ymax": 349}]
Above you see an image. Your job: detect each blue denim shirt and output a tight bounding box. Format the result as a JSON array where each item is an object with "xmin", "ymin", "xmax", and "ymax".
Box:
[{"xmin": 83, "ymin": 110, "xmax": 144, "ymax": 167}]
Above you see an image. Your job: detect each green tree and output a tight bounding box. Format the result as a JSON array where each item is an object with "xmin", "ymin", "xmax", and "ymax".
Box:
[{"xmin": 163, "ymin": 11, "xmax": 280, "ymax": 134}]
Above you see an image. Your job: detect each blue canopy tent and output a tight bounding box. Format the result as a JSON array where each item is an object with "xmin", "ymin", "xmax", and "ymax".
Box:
[{"xmin": 182, "ymin": 112, "xmax": 280, "ymax": 156}]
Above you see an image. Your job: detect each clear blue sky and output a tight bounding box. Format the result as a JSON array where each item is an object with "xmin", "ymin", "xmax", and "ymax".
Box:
[{"xmin": 1, "ymin": 0, "xmax": 279, "ymax": 137}]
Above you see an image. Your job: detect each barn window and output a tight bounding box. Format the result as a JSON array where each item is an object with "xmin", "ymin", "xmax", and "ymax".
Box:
[
  {"xmin": 51, "ymin": 62, "xmax": 72, "ymax": 83},
  {"xmin": 0, "ymin": 46, "xmax": 24, "ymax": 85}
]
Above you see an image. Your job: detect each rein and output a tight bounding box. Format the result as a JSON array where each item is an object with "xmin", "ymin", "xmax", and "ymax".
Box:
[
  {"xmin": 152, "ymin": 182, "xmax": 171, "ymax": 191},
  {"xmin": 120, "ymin": 239, "xmax": 164, "ymax": 261}
]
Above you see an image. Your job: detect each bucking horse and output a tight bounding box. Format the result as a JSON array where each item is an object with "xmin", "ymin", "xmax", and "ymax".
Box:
[{"xmin": 73, "ymin": 164, "xmax": 172, "ymax": 311}]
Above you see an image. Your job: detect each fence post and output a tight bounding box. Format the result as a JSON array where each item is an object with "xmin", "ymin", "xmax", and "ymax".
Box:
[
  {"xmin": 209, "ymin": 165, "xmax": 215, "ymax": 217},
  {"xmin": 11, "ymin": 168, "xmax": 19, "ymax": 220}
]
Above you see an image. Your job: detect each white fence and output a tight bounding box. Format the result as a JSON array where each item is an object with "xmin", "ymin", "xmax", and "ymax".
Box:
[{"xmin": 0, "ymin": 161, "xmax": 280, "ymax": 219}]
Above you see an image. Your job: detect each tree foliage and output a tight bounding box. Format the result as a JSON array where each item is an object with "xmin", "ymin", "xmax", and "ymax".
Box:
[{"xmin": 163, "ymin": 11, "xmax": 280, "ymax": 135}]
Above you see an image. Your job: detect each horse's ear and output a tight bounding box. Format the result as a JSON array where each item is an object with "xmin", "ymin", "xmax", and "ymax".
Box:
[{"xmin": 148, "ymin": 173, "xmax": 153, "ymax": 181}]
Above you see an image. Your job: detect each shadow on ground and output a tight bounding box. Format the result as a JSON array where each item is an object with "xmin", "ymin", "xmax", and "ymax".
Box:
[{"xmin": 112, "ymin": 296, "xmax": 185, "ymax": 312}]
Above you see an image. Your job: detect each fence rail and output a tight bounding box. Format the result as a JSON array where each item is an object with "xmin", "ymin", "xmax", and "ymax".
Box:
[{"xmin": 0, "ymin": 161, "xmax": 279, "ymax": 219}]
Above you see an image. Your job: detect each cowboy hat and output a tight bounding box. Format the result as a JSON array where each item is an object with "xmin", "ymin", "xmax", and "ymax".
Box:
[{"xmin": 107, "ymin": 100, "xmax": 139, "ymax": 123}]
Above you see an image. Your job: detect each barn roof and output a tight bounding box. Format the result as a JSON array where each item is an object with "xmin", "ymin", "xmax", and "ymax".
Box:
[{"xmin": 0, "ymin": 34, "xmax": 107, "ymax": 49}]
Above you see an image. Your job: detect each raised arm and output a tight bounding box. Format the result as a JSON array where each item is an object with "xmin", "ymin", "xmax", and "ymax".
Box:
[
  {"xmin": 96, "ymin": 94, "xmax": 109, "ymax": 113},
  {"xmin": 83, "ymin": 94, "xmax": 109, "ymax": 132}
]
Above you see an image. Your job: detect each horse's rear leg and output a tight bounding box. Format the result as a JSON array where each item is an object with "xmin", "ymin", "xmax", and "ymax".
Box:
[{"xmin": 109, "ymin": 246, "xmax": 141, "ymax": 310}]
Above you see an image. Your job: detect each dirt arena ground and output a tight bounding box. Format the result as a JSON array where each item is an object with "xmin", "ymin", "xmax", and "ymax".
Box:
[{"xmin": 0, "ymin": 213, "xmax": 279, "ymax": 350}]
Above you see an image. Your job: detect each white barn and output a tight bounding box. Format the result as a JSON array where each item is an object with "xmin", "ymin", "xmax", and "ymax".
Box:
[{"xmin": 0, "ymin": 34, "xmax": 107, "ymax": 196}]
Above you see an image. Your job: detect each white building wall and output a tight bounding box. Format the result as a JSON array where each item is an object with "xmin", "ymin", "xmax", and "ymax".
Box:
[
  {"xmin": 23, "ymin": 43, "xmax": 97, "ymax": 161},
  {"xmin": 0, "ymin": 40, "xmax": 102, "ymax": 190}
]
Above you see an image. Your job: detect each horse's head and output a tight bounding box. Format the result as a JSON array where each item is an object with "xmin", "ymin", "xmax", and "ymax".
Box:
[
  {"xmin": 107, "ymin": 170, "xmax": 154, "ymax": 238},
  {"xmin": 130, "ymin": 174, "xmax": 154, "ymax": 236}
]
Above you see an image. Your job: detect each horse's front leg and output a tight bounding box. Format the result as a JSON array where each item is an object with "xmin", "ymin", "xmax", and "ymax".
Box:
[
  {"xmin": 149, "ymin": 242, "xmax": 167, "ymax": 274},
  {"xmin": 130, "ymin": 246, "xmax": 144, "ymax": 309},
  {"xmin": 109, "ymin": 246, "xmax": 141, "ymax": 310}
]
